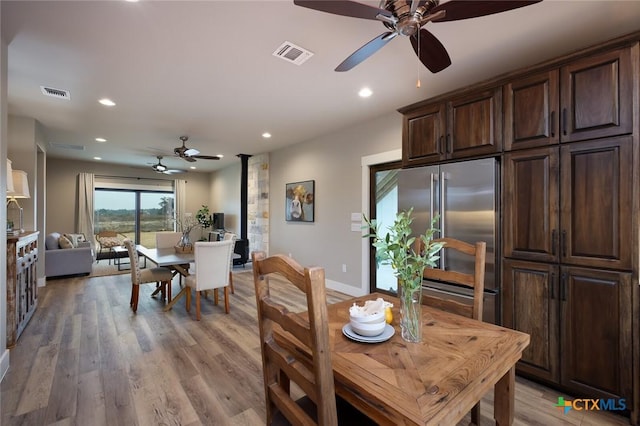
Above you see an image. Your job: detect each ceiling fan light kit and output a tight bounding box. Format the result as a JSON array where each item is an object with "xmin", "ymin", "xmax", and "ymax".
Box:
[
  {"xmin": 294, "ymin": 0, "xmax": 541, "ymax": 73},
  {"xmin": 173, "ymin": 135, "xmax": 221, "ymax": 163}
]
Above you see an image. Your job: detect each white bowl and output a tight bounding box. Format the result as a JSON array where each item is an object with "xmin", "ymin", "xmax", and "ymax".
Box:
[
  {"xmin": 349, "ymin": 309, "xmax": 385, "ymax": 325},
  {"xmin": 350, "ymin": 320, "xmax": 386, "ymax": 337}
]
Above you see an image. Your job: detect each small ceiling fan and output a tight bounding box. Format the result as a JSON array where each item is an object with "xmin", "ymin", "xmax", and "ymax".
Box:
[
  {"xmin": 174, "ymin": 135, "xmax": 222, "ymax": 163},
  {"xmin": 293, "ymin": 0, "xmax": 542, "ymax": 73},
  {"xmin": 151, "ymin": 156, "xmax": 186, "ymax": 175}
]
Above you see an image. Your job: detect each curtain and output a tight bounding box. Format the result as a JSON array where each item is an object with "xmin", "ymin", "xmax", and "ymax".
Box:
[
  {"xmin": 175, "ymin": 179, "xmax": 186, "ymax": 222},
  {"xmin": 77, "ymin": 173, "xmax": 95, "ymax": 251}
]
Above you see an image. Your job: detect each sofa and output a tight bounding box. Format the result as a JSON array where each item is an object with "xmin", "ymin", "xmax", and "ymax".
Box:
[{"xmin": 45, "ymin": 232, "xmax": 94, "ymax": 278}]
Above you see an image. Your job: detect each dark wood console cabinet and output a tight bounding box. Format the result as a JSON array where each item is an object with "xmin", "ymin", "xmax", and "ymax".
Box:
[{"xmin": 6, "ymin": 231, "xmax": 39, "ymax": 348}]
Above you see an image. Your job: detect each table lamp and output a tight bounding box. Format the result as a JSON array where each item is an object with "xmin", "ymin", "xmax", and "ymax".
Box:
[{"xmin": 6, "ymin": 169, "xmax": 30, "ymax": 233}]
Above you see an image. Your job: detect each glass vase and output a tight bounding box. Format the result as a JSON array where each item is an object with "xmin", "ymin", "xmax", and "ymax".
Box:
[
  {"xmin": 399, "ymin": 277, "xmax": 423, "ymax": 343},
  {"xmin": 177, "ymin": 231, "xmax": 193, "ymax": 251}
]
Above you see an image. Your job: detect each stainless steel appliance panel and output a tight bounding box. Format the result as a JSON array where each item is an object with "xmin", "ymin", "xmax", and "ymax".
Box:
[
  {"xmin": 441, "ymin": 159, "xmax": 496, "ymax": 291},
  {"xmin": 397, "ymin": 165, "xmax": 440, "ymax": 237}
]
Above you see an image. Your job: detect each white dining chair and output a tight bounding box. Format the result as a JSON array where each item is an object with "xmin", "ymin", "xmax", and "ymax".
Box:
[
  {"xmin": 185, "ymin": 239, "xmax": 235, "ymax": 320},
  {"xmin": 155, "ymin": 231, "xmax": 181, "ymax": 249},
  {"xmin": 223, "ymin": 232, "xmax": 237, "ymax": 294}
]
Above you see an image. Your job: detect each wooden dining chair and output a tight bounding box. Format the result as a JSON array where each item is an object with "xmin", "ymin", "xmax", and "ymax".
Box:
[
  {"xmin": 252, "ymin": 251, "xmax": 376, "ymax": 426},
  {"xmin": 184, "ymin": 240, "xmax": 234, "ymax": 320},
  {"xmin": 420, "ymin": 237, "xmax": 487, "ymax": 425},
  {"xmin": 123, "ymin": 239, "xmax": 174, "ymax": 313}
]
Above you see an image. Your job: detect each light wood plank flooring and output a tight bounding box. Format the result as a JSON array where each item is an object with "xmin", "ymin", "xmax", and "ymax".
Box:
[{"xmin": 1, "ymin": 270, "xmax": 631, "ymax": 425}]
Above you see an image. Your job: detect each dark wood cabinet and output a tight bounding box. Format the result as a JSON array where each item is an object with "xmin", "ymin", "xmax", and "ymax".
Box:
[
  {"xmin": 504, "ymin": 69, "xmax": 559, "ymax": 150},
  {"xmin": 402, "ymin": 103, "xmax": 446, "ymax": 166},
  {"xmin": 504, "ymin": 137, "xmax": 632, "ymax": 270},
  {"xmin": 504, "ymin": 47, "xmax": 633, "ymax": 150},
  {"xmin": 503, "ymin": 261, "xmax": 633, "ymax": 402},
  {"xmin": 560, "ymin": 137, "xmax": 633, "ymax": 270},
  {"xmin": 560, "ymin": 266, "xmax": 632, "ymax": 401},
  {"xmin": 401, "ymin": 87, "xmax": 502, "ymax": 166},
  {"xmin": 503, "ymin": 147, "xmax": 559, "ymax": 263},
  {"xmin": 503, "ymin": 259, "xmax": 559, "ymax": 383},
  {"xmin": 560, "ymin": 47, "xmax": 633, "ymax": 143}
]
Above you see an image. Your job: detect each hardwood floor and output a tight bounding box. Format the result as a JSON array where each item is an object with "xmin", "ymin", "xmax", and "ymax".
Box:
[{"xmin": 1, "ymin": 270, "xmax": 631, "ymax": 425}]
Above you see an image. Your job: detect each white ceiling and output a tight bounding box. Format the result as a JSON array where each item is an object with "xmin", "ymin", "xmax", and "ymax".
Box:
[{"xmin": 4, "ymin": 1, "xmax": 640, "ymax": 173}]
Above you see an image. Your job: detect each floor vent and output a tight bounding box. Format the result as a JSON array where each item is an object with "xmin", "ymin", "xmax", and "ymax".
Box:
[
  {"xmin": 272, "ymin": 41, "xmax": 313, "ymax": 65},
  {"xmin": 49, "ymin": 142, "xmax": 85, "ymax": 151},
  {"xmin": 40, "ymin": 86, "xmax": 71, "ymax": 100}
]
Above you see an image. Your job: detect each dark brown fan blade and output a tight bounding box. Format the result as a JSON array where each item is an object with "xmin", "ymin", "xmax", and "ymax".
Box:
[
  {"xmin": 410, "ymin": 28, "xmax": 451, "ymax": 73},
  {"xmin": 183, "ymin": 156, "xmax": 197, "ymax": 163},
  {"xmin": 192, "ymin": 155, "xmax": 221, "ymax": 160},
  {"xmin": 335, "ymin": 32, "xmax": 397, "ymax": 72},
  {"xmin": 293, "ymin": 0, "xmax": 393, "ymax": 20},
  {"xmin": 431, "ymin": 0, "xmax": 542, "ymax": 22}
]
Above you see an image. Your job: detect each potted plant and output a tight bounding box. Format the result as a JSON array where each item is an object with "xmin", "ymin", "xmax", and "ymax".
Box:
[
  {"xmin": 195, "ymin": 205, "xmax": 212, "ymax": 241},
  {"xmin": 364, "ymin": 208, "xmax": 444, "ymax": 342}
]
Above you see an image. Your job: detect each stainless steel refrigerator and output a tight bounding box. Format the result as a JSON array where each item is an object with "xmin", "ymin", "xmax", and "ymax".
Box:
[{"xmin": 397, "ymin": 158, "xmax": 499, "ymax": 324}]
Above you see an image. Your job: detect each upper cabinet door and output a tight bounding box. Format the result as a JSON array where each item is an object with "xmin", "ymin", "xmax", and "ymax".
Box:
[
  {"xmin": 560, "ymin": 136, "xmax": 633, "ymax": 270},
  {"xmin": 402, "ymin": 103, "xmax": 446, "ymax": 167},
  {"xmin": 503, "ymin": 147, "xmax": 560, "ymax": 262},
  {"xmin": 448, "ymin": 87, "xmax": 503, "ymax": 159},
  {"xmin": 560, "ymin": 47, "xmax": 633, "ymax": 142},
  {"xmin": 504, "ymin": 70, "xmax": 560, "ymax": 151}
]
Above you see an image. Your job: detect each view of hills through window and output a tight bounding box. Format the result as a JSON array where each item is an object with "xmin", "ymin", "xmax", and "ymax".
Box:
[{"xmin": 94, "ymin": 189, "xmax": 174, "ymax": 248}]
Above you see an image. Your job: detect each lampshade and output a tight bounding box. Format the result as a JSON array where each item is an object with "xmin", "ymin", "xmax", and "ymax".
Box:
[
  {"xmin": 7, "ymin": 170, "xmax": 30, "ymax": 199},
  {"xmin": 6, "ymin": 159, "xmax": 14, "ymax": 193}
]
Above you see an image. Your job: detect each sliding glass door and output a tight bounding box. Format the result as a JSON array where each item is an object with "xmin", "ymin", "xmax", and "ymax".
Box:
[{"xmin": 94, "ymin": 189, "xmax": 174, "ymax": 248}]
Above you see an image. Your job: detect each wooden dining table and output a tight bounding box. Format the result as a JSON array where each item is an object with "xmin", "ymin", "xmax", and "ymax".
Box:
[
  {"xmin": 136, "ymin": 245, "xmax": 194, "ymax": 311},
  {"xmin": 276, "ymin": 292, "xmax": 530, "ymax": 426}
]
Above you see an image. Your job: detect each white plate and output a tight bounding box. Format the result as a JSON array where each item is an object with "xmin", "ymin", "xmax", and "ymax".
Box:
[{"xmin": 342, "ymin": 323, "xmax": 395, "ymax": 343}]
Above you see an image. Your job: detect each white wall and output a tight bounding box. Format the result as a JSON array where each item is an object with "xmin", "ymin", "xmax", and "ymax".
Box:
[
  {"xmin": 268, "ymin": 111, "xmax": 402, "ymax": 295},
  {"xmin": 209, "ymin": 162, "xmax": 240, "ymax": 236}
]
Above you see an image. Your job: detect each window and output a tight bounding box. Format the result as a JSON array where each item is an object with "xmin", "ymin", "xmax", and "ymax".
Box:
[{"xmin": 94, "ymin": 177, "xmax": 174, "ymax": 248}]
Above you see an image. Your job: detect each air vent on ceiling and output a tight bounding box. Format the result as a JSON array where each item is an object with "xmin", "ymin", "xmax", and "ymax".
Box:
[
  {"xmin": 272, "ymin": 41, "xmax": 313, "ymax": 65},
  {"xmin": 40, "ymin": 86, "xmax": 71, "ymax": 100},
  {"xmin": 49, "ymin": 142, "xmax": 85, "ymax": 151}
]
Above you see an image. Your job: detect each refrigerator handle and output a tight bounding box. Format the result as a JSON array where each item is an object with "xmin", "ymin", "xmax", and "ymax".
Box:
[
  {"xmin": 429, "ymin": 173, "xmax": 436, "ymax": 228},
  {"xmin": 440, "ymin": 171, "xmax": 446, "ymax": 270}
]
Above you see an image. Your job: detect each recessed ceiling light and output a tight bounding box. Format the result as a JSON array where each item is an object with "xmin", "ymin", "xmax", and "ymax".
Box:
[
  {"xmin": 190, "ymin": 166, "xmax": 196, "ymax": 170},
  {"xmin": 98, "ymin": 98, "xmax": 116, "ymax": 107},
  {"xmin": 93, "ymin": 157, "xmax": 102, "ymax": 160},
  {"xmin": 216, "ymin": 154, "xmax": 224, "ymax": 158},
  {"xmin": 358, "ymin": 87, "xmax": 373, "ymax": 98},
  {"xmin": 125, "ymin": 0, "xmax": 139, "ymax": 2},
  {"xmin": 95, "ymin": 137, "xmax": 107, "ymax": 142},
  {"xmin": 262, "ymin": 132, "xmax": 272, "ymax": 139}
]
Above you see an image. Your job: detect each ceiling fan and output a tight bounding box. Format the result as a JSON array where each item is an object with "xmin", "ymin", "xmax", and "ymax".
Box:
[
  {"xmin": 151, "ymin": 156, "xmax": 186, "ymax": 175},
  {"xmin": 173, "ymin": 135, "xmax": 222, "ymax": 163},
  {"xmin": 293, "ymin": 0, "xmax": 542, "ymax": 73}
]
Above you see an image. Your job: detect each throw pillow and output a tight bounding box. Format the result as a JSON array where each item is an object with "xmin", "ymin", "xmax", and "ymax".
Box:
[
  {"xmin": 59, "ymin": 235, "xmax": 74, "ymax": 249},
  {"xmin": 64, "ymin": 233, "xmax": 86, "ymax": 248}
]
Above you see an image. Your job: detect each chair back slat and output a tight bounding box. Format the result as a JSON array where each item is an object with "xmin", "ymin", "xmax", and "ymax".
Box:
[
  {"xmin": 252, "ymin": 251, "xmax": 337, "ymax": 426},
  {"xmin": 421, "ymin": 238, "xmax": 487, "ymax": 321}
]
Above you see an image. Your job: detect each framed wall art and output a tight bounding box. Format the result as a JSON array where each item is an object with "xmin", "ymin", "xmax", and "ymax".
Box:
[{"xmin": 285, "ymin": 180, "xmax": 314, "ymax": 222}]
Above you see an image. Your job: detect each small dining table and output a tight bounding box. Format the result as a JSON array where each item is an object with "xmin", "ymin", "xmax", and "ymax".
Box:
[
  {"xmin": 136, "ymin": 245, "xmax": 194, "ymax": 311},
  {"xmin": 276, "ymin": 292, "xmax": 530, "ymax": 426}
]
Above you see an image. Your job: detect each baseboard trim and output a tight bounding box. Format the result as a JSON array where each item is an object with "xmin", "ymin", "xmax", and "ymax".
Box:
[
  {"xmin": 0, "ymin": 348, "xmax": 10, "ymax": 383},
  {"xmin": 326, "ymin": 279, "xmax": 367, "ymax": 297}
]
